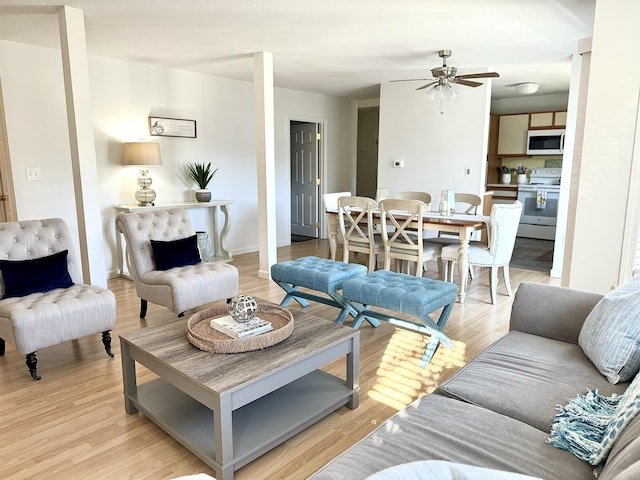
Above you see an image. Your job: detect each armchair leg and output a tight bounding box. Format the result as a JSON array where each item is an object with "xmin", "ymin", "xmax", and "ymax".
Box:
[
  {"xmin": 26, "ymin": 352, "xmax": 41, "ymax": 380},
  {"xmin": 0, "ymin": 337, "xmax": 5, "ymax": 356},
  {"xmin": 102, "ymin": 331, "xmax": 115, "ymax": 358},
  {"xmin": 139, "ymin": 299, "xmax": 148, "ymax": 319}
]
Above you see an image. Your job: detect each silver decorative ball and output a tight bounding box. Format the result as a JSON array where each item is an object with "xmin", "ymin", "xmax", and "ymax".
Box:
[{"xmin": 228, "ymin": 295, "xmax": 258, "ymax": 323}]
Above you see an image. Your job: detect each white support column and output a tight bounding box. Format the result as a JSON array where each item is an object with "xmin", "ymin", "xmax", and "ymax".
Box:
[
  {"xmin": 254, "ymin": 52, "xmax": 277, "ymax": 279},
  {"xmin": 58, "ymin": 6, "xmax": 107, "ymax": 287}
]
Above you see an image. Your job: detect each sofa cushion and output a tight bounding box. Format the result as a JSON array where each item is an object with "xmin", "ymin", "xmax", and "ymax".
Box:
[
  {"xmin": 578, "ymin": 276, "xmax": 640, "ymax": 384},
  {"xmin": 0, "ymin": 249, "xmax": 73, "ymax": 299},
  {"xmin": 439, "ymin": 331, "xmax": 628, "ymax": 433},
  {"xmin": 150, "ymin": 234, "xmax": 201, "ymax": 271},
  {"xmin": 366, "ymin": 461, "xmax": 542, "ymax": 479},
  {"xmin": 308, "ymin": 393, "xmax": 595, "ymax": 480}
]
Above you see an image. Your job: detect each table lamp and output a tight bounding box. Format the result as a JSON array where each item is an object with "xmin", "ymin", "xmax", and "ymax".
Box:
[{"xmin": 122, "ymin": 142, "xmax": 162, "ymax": 206}]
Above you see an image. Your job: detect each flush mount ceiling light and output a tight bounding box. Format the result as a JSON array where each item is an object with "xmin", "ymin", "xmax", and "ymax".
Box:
[{"xmin": 515, "ymin": 82, "xmax": 539, "ymax": 95}]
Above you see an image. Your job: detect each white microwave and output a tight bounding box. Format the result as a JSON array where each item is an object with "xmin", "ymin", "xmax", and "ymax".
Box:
[{"xmin": 526, "ymin": 129, "xmax": 565, "ymax": 155}]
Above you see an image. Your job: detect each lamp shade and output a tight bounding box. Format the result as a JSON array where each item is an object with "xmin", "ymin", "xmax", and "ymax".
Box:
[{"xmin": 122, "ymin": 142, "xmax": 162, "ymax": 166}]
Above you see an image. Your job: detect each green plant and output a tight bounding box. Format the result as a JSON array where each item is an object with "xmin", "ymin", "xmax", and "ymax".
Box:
[{"xmin": 186, "ymin": 162, "xmax": 218, "ymax": 189}]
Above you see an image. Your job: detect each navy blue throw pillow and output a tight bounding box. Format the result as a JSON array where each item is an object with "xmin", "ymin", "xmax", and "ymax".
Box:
[
  {"xmin": 0, "ymin": 249, "xmax": 74, "ymax": 299},
  {"xmin": 150, "ymin": 235, "xmax": 202, "ymax": 271}
]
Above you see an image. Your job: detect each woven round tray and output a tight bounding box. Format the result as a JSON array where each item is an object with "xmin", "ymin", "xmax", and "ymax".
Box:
[{"xmin": 187, "ymin": 302, "xmax": 294, "ymax": 353}]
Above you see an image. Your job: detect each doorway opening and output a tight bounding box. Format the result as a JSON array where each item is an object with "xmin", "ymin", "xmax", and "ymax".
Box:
[{"xmin": 290, "ymin": 120, "xmax": 322, "ymax": 242}]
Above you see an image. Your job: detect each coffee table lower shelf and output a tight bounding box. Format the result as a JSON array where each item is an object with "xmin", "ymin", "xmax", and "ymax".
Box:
[{"xmin": 128, "ymin": 370, "xmax": 354, "ymax": 474}]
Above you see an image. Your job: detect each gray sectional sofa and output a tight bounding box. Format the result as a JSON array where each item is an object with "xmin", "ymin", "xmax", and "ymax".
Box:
[{"xmin": 309, "ymin": 282, "xmax": 640, "ymax": 479}]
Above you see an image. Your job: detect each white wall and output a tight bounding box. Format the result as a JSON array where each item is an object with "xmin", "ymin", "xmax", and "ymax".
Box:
[
  {"xmin": 491, "ymin": 93, "xmax": 569, "ymax": 115},
  {"xmin": 377, "ymin": 81, "xmax": 491, "ymax": 207},
  {"xmin": 0, "ymin": 40, "xmax": 357, "ymax": 278},
  {"xmin": 563, "ymin": 0, "xmax": 640, "ymax": 292}
]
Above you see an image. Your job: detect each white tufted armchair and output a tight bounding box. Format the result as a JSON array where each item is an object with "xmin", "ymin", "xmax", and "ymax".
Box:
[
  {"xmin": 116, "ymin": 208, "xmax": 239, "ymax": 319},
  {"xmin": 0, "ymin": 218, "xmax": 116, "ymax": 380}
]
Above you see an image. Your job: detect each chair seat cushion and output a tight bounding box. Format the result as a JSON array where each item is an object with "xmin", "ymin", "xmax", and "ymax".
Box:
[
  {"xmin": 0, "ymin": 284, "xmax": 116, "ymax": 354},
  {"xmin": 139, "ymin": 261, "xmax": 239, "ymax": 313},
  {"xmin": 150, "ymin": 234, "xmax": 201, "ymax": 271},
  {"xmin": 441, "ymin": 242, "xmax": 495, "ymax": 265},
  {"xmin": 0, "ymin": 250, "xmax": 73, "ymax": 299}
]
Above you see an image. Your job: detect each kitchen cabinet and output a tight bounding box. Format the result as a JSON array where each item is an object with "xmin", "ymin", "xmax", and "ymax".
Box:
[
  {"xmin": 530, "ymin": 111, "xmax": 566, "ymax": 129},
  {"xmin": 497, "ymin": 114, "xmax": 529, "ymax": 155}
]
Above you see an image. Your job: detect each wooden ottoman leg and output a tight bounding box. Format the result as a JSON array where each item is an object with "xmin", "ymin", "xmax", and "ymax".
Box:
[
  {"xmin": 102, "ymin": 331, "xmax": 115, "ymax": 357},
  {"xmin": 26, "ymin": 352, "xmax": 41, "ymax": 380}
]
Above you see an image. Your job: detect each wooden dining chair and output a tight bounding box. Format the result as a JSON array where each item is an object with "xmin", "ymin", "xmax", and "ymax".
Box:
[
  {"xmin": 394, "ymin": 191, "xmax": 433, "ymax": 210},
  {"xmin": 337, "ymin": 196, "xmax": 384, "ymax": 273},
  {"xmin": 379, "ymin": 198, "xmax": 443, "ymax": 277}
]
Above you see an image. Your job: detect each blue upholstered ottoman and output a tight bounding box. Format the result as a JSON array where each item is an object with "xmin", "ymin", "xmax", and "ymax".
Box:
[
  {"xmin": 342, "ymin": 270, "xmax": 457, "ymax": 366},
  {"xmin": 270, "ymin": 256, "xmax": 378, "ymax": 326}
]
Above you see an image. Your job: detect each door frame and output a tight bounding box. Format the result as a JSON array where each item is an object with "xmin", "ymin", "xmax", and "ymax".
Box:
[
  {"xmin": 285, "ymin": 114, "xmax": 327, "ymax": 240},
  {"xmin": 0, "ymin": 78, "xmax": 17, "ymax": 222}
]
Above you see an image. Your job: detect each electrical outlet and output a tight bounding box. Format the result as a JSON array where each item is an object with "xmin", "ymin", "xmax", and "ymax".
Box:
[
  {"xmin": 465, "ymin": 167, "xmax": 471, "ymax": 177},
  {"xmin": 26, "ymin": 168, "xmax": 41, "ymax": 181},
  {"xmin": 393, "ymin": 159, "xmax": 404, "ymax": 168}
]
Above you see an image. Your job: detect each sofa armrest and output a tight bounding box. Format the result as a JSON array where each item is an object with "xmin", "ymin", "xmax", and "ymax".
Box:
[{"xmin": 509, "ymin": 282, "xmax": 603, "ymax": 344}]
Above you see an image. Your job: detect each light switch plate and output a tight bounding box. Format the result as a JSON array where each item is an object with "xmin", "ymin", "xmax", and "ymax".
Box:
[{"xmin": 26, "ymin": 168, "xmax": 41, "ymax": 181}]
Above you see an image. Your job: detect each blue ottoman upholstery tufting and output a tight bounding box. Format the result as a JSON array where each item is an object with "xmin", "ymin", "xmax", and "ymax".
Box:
[
  {"xmin": 342, "ymin": 270, "xmax": 457, "ymax": 366},
  {"xmin": 271, "ymin": 256, "xmax": 377, "ymax": 325}
]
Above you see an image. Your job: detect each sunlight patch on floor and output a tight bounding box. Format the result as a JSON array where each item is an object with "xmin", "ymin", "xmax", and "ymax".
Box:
[{"xmin": 368, "ymin": 327, "xmax": 467, "ymax": 411}]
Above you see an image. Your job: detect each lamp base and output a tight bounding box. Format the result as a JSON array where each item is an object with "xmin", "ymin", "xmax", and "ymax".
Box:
[{"xmin": 134, "ymin": 168, "xmax": 157, "ymax": 206}]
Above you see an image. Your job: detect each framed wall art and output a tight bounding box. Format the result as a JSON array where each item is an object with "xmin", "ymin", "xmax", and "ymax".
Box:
[{"xmin": 149, "ymin": 116, "xmax": 197, "ymax": 138}]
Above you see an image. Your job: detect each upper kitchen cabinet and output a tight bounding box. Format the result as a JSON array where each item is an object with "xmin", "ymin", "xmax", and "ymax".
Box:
[
  {"xmin": 496, "ymin": 111, "xmax": 567, "ymax": 156},
  {"xmin": 497, "ymin": 114, "xmax": 529, "ymax": 155},
  {"xmin": 530, "ymin": 111, "xmax": 566, "ymax": 129}
]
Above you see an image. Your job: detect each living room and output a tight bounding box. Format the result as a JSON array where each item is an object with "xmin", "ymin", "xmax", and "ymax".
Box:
[{"xmin": 1, "ymin": 1, "xmax": 640, "ymax": 479}]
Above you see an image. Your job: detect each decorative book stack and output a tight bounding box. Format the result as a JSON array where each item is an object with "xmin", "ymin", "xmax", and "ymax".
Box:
[{"xmin": 210, "ymin": 315, "xmax": 273, "ymax": 339}]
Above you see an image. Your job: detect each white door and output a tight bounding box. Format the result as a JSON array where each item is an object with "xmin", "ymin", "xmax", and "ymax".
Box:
[{"xmin": 290, "ymin": 122, "xmax": 319, "ymax": 238}]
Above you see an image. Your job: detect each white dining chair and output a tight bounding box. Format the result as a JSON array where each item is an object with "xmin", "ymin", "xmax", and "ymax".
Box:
[
  {"xmin": 379, "ymin": 198, "xmax": 443, "ymax": 277},
  {"xmin": 338, "ymin": 195, "xmax": 384, "ymax": 273},
  {"xmin": 441, "ymin": 201, "xmax": 523, "ymax": 304}
]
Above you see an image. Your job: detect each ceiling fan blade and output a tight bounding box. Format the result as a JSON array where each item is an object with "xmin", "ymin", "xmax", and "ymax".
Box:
[
  {"xmin": 416, "ymin": 81, "xmax": 438, "ymax": 91},
  {"xmin": 452, "ymin": 79, "xmax": 483, "ymax": 88},
  {"xmin": 456, "ymin": 72, "xmax": 500, "ymax": 79},
  {"xmin": 390, "ymin": 78, "xmax": 428, "ymax": 83}
]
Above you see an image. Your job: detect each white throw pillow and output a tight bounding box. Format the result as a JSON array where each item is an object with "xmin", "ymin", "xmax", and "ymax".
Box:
[
  {"xmin": 366, "ymin": 460, "xmax": 541, "ymax": 480},
  {"xmin": 578, "ymin": 276, "xmax": 640, "ymax": 384}
]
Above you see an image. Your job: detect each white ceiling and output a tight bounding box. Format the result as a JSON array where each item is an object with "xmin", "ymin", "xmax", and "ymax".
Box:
[{"xmin": 0, "ymin": 0, "xmax": 595, "ymax": 100}]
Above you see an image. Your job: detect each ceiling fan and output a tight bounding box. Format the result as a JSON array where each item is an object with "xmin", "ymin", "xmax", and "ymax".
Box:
[{"xmin": 393, "ymin": 49, "xmax": 500, "ymax": 93}]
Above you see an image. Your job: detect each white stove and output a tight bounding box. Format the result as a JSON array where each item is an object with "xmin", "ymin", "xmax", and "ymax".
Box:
[
  {"xmin": 517, "ymin": 168, "xmax": 562, "ymax": 193},
  {"xmin": 517, "ymin": 167, "xmax": 562, "ymax": 241}
]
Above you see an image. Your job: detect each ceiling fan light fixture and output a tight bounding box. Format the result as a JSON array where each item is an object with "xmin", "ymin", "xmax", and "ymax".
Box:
[{"xmin": 515, "ymin": 82, "xmax": 539, "ymax": 95}]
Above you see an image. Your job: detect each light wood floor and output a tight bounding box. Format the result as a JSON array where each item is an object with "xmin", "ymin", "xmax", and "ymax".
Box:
[{"xmin": 0, "ymin": 240, "xmax": 558, "ymax": 480}]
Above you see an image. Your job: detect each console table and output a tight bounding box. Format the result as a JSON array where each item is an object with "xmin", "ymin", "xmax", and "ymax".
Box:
[{"xmin": 115, "ymin": 200, "xmax": 233, "ymax": 277}]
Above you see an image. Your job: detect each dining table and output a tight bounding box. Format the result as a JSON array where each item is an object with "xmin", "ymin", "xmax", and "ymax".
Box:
[{"xmin": 325, "ymin": 209, "xmax": 490, "ymax": 303}]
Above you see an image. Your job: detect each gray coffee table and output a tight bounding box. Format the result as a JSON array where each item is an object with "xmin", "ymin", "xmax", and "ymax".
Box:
[{"xmin": 120, "ymin": 307, "xmax": 360, "ymax": 480}]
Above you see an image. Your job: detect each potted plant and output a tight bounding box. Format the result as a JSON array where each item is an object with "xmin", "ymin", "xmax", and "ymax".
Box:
[{"xmin": 186, "ymin": 162, "xmax": 218, "ymax": 202}]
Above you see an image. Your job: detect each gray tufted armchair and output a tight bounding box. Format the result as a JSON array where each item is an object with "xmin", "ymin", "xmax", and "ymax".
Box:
[
  {"xmin": 116, "ymin": 208, "xmax": 239, "ymax": 319},
  {"xmin": 0, "ymin": 218, "xmax": 116, "ymax": 380}
]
